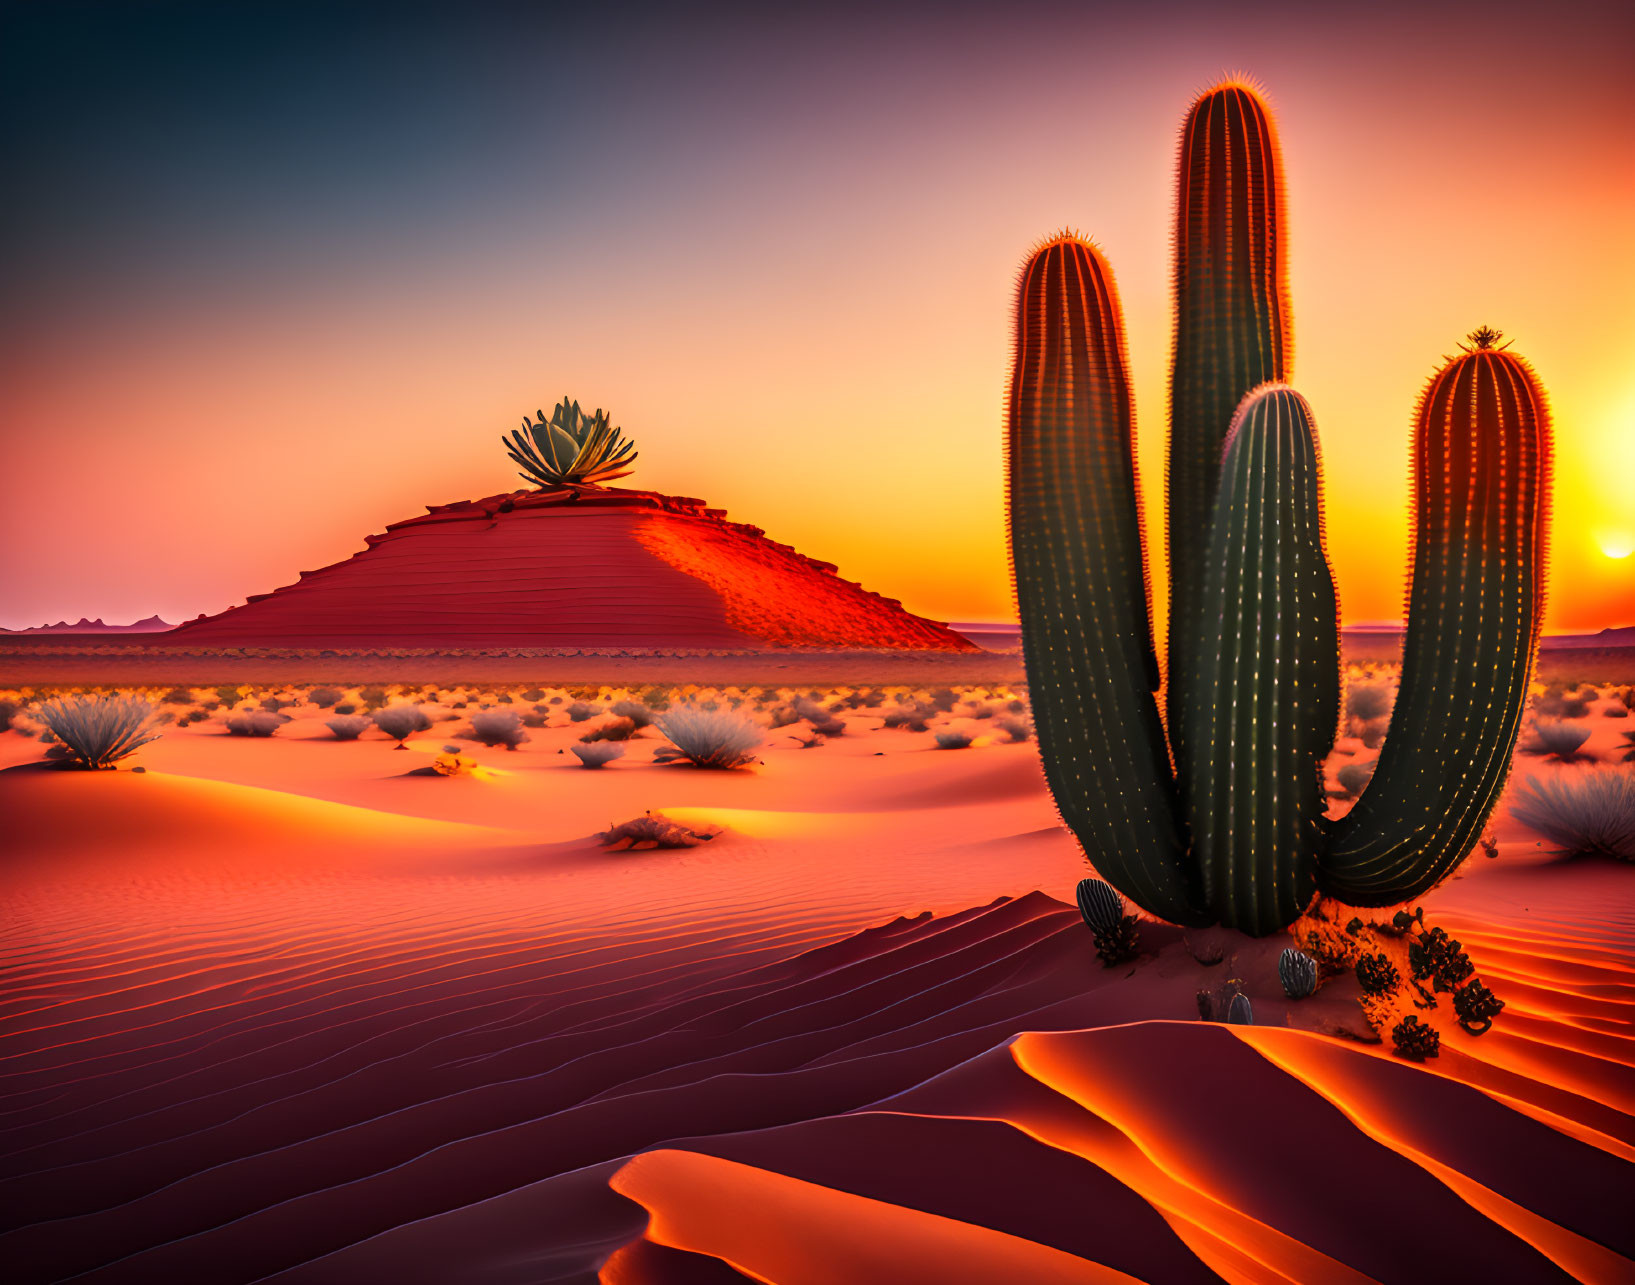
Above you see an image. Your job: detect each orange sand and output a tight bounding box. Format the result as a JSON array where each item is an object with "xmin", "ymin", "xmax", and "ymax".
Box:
[{"xmin": 1, "ymin": 694, "xmax": 1631, "ymax": 1283}]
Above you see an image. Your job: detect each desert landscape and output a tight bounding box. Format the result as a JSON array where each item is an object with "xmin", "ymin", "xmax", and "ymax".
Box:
[
  {"xmin": 5, "ymin": 4, "xmax": 1634, "ymax": 1283},
  {"xmin": 3, "ymin": 674, "xmax": 1632, "ymax": 1282}
]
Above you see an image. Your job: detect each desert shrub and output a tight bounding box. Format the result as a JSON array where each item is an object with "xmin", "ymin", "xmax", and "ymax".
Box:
[
  {"xmin": 160, "ymin": 687, "xmax": 193, "ymax": 705},
  {"xmin": 467, "ymin": 709, "xmax": 529, "ymax": 750},
  {"xmin": 225, "ymin": 710, "xmax": 286, "ymax": 737},
  {"xmin": 995, "ymin": 715, "xmax": 1033, "ymax": 743},
  {"xmin": 372, "ymin": 704, "xmax": 432, "ymax": 746},
  {"xmin": 934, "ymin": 730, "xmax": 973, "ymax": 749},
  {"xmin": 333, "ymin": 702, "xmax": 358, "ymax": 716},
  {"xmin": 580, "ymin": 717, "xmax": 639, "ymax": 743},
  {"xmin": 308, "ymin": 686, "xmax": 344, "ymax": 708},
  {"xmin": 1346, "ymin": 681, "xmax": 1393, "ymax": 722},
  {"xmin": 792, "ymin": 696, "xmax": 845, "ymax": 735},
  {"xmin": 326, "ymin": 715, "xmax": 371, "ymax": 740},
  {"xmin": 359, "ymin": 685, "xmax": 389, "ymax": 708},
  {"xmin": 261, "ymin": 695, "xmax": 296, "ymax": 713},
  {"xmin": 600, "ymin": 811, "xmax": 717, "ymax": 849},
  {"xmin": 214, "ymin": 685, "xmax": 244, "ymax": 709},
  {"xmin": 653, "ymin": 704, "xmax": 762, "ymax": 769},
  {"xmin": 1604, "ymin": 703, "xmax": 1628, "ymax": 719},
  {"xmin": 571, "ymin": 741, "xmax": 626, "ymax": 768},
  {"xmin": 1521, "ymin": 720, "xmax": 1593, "ymax": 761},
  {"xmin": 882, "ymin": 701, "xmax": 934, "ymax": 732},
  {"xmin": 521, "ymin": 688, "xmax": 545, "ymax": 702},
  {"xmin": 1335, "ymin": 759, "xmax": 1377, "ymax": 799},
  {"xmin": 608, "ymin": 699, "xmax": 654, "ymax": 729},
  {"xmin": 34, "ymin": 694, "xmax": 162, "ymax": 768},
  {"xmin": 521, "ymin": 710, "xmax": 550, "ymax": 727},
  {"xmin": 928, "ymin": 687, "xmax": 959, "ymax": 713},
  {"xmin": 566, "ymin": 701, "xmax": 600, "ymax": 723},
  {"xmin": 1509, "ymin": 769, "xmax": 1635, "ymax": 861},
  {"xmin": 1622, "ymin": 731, "xmax": 1635, "ymax": 763},
  {"xmin": 1533, "ymin": 690, "xmax": 1591, "ymax": 720},
  {"xmin": 0, "ymin": 698, "xmax": 18, "ymax": 731}
]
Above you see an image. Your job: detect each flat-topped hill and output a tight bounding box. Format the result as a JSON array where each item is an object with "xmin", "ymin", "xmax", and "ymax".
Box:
[{"xmin": 165, "ymin": 486, "xmax": 976, "ymax": 652}]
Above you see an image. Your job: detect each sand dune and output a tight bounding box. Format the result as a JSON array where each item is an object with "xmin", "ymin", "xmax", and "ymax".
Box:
[{"xmin": 1, "ymin": 705, "xmax": 1631, "ymax": 1283}]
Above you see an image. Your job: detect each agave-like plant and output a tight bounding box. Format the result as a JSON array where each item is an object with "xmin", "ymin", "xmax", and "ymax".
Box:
[
  {"xmin": 35, "ymin": 693, "xmax": 163, "ymax": 769},
  {"xmin": 504, "ymin": 397, "xmax": 637, "ymax": 488}
]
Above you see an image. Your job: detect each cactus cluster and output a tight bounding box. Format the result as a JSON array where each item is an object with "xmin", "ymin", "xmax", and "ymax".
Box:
[{"xmin": 1007, "ymin": 80, "xmax": 1551, "ymax": 937}]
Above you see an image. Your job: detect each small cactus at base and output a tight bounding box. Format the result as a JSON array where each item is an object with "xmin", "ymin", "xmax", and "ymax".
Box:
[
  {"xmin": 1392, "ymin": 1015, "xmax": 1440, "ymax": 1061},
  {"xmin": 1196, "ymin": 989, "xmax": 1214, "ymax": 1021},
  {"xmin": 1226, "ymin": 993, "xmax": 1254, "ymax": 1025},
  {"xmin": 1356, "ymin": 952, "xmax": 1400, "ymax": 995},
  {"xmin": 1075, "ymin": 878, "xmax": 1141, "ymax": 966},
  {"xmin": 1453, "ymin": 979, "xmax": 1505, "ymax": 1035},
  {"xmin": 1279, "ymin": 948, "xmax": 1319, "ymax": 999}
]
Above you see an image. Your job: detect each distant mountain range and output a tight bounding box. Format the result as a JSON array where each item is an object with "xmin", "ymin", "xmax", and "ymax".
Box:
[{"xmin": 1, "ymin": 615, "xmax": 173, "ymax": 635}]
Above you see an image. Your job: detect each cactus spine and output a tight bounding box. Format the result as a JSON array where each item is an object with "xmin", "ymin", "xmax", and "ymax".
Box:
[
  {"xmin": 1008, "ymin": 85, "xmax": 1549, "ymax": 937},
  {"xmin": 1322, "ymin": 334, "xmax": 1550, "ymax": 903},
  {"xmin": 1167, "ymin": 82, "xmax": 1292, "ymax": 771}
]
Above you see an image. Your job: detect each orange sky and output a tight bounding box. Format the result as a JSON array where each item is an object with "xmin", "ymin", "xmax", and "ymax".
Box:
[{"xmin": 2, "ymin": 5, "xmax": 1631, "ymax": 634}]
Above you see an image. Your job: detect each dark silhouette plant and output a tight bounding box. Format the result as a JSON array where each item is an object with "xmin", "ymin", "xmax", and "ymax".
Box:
[{"xmin": 1006, "ymin": 80, "xmax": 1551, "ymax": 936}]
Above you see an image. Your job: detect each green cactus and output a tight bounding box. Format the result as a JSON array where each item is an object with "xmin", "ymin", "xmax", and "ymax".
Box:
[{"xmin": 1007, "ymin": 82, "xmax": 1550, "ymax": 935}]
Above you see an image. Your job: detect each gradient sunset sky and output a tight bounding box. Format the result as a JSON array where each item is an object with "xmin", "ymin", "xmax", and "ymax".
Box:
[{"xmin": 3, "ymin": 0, "xmax": 1631, "ymax": 634}]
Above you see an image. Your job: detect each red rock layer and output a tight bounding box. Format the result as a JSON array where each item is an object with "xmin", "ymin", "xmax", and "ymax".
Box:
[{"xmin": 167, "ymin": 487, "xmax": 974, "ymax": 651}]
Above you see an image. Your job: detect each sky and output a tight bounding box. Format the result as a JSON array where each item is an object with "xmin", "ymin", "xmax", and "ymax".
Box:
[{"xmin": 2, "ymin": 0, "xmax": 1632, "ymax": 635}]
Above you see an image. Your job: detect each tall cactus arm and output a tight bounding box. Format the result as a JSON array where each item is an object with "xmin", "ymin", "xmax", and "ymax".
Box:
[
  {"xmin": 1008, "ymin": 234, "xmax": 1206, "ymax": 925},
  {"xmin": 1322, "ymin": 336, "xmax": 1550, "ymax": 904},
  {"xmin": 1167, "ymin": 80, "xmax": 1293, "ymax": 771},
  {"xmin": 1181, "ymin": 385, "xmax": 1340, "ymax": 934}
]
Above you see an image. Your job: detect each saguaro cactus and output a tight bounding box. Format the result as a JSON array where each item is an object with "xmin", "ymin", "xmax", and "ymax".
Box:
[
  {"xmin": 1167, "ymin": 82, "xmax": 1292, "ymax": 770},
  {"xmin": 1007, "ymin": 84, "xmax": 1550, "ymax": 935},
  {"xmin": 1322, "ymin": 330, "xmax": 1550, "ymax": 903}
]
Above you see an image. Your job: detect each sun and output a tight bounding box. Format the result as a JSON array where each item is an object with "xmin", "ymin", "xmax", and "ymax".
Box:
[{"xmin": 1599, "ymin": 533, "xmax": 1634, "ymax": 559}]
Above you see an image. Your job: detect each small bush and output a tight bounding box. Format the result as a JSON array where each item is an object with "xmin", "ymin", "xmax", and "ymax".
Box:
[
  {"xmin": 308, "ymin": 686, "xmax": 344, "ymax": 708},
  {"xmin": 35, "ymin": 694, "xmax": 162, "ymax": 768},
  {"xmin": 654, "ymin": 704, "xmax": 762, "ymax": 769},
  {"xmin": 521, "ymin": 688, "xmax": 545, "ymax": 702},
  {"xmin": 566, "ymin": 701, "xmax": 600, "ymax": 723},
  {"xmin": 1533, "ymin": 691, "xmax": 1590, "ymax": 720},
  {"xmin": 600, "ymin": 811, "xmax": 718, "ymax": 849},
  {"xmin": 359, "ymin": 685, "xmax": 390, "ymax": 708},
  {"xmin": 372, "ymin": 704, "xmax": 432, "ymax": 746},
  {"xmin": 467, "ymin": 709, "xmax": 529, "ymax": 750},
  {"xmin": 608, "ymin": 700, "xmax": 654, "ymax": 729},
  {"xmin": 1335, "ymin": 759, "xmax": 1377, "ymax": 799},
  {"xmin": 0, "ymin": 698, "xmax": 19, "ymax": 731},
  {"xmin": 995, "ymin": 715, "xmax": 1033, "ymax": 742},
  {"xmin": 1346, "ymin": 681, "xmax": 1393, "ymax": 723},
  {"xmin": 580, "ymin": 717, "xmax": 639, "ymax": 743},
  {"xmin": 571, "ymin": 741, "xmax": 626, "ymax": 768},
  {"xmin": 160, "ymin": 687, "xmax": 193, "ymax": 705},
  {"xmin": 934, "ymin": 730, "xmax": 974, "ymax": 750},
  {"xmin": 1509, "ymin": 769, "xmax": 1635, "ymax": 861},
  {"xmin": 225, "ymin": 710, "xmax": 286, "ymax": 737},
  {"xmin": 1521, "ymin": 720, "xmax": 1593, "ymax": 761},
  {"xmin": 1604, "ymin": 704, "xmax": 1628, "ymax": 719},
  {"xmin": 326, "ymin": 716, "xmax": 371, "ymax": 740}
]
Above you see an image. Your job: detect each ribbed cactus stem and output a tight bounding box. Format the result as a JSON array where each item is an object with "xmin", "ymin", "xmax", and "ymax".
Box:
[
  {"xmin": 1008, "ymin": 235, "xmax": 1205, "ymax": 925},
  {"xmin": 1167, "ymin": 81, "xmax": 1292, "ymax": 770},
  {"xmin": 1181, "ymin": 385, "xmax": 1339, "ymax": 933},
  {"xmin": 1322, "ymin": 336, "xmax": 1550, "ymax": 904}
]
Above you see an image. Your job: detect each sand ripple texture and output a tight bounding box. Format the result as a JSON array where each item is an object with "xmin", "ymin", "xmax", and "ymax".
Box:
[{"xmin": 1, "ymin": 726, "xmax": 1631, "ymax": 1284}]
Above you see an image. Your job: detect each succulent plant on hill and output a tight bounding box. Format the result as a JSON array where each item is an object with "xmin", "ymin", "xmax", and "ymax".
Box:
[
  {"xmin": 35, "ymin": 694, "xmax": 163, "ymax": 769},
  {"xmin": 1007, "ymin": 81, "xmax": 1551, "ymax": 937},
  {"xmin": 505, "ymin": 397, "xmax": 637, "ymax": 488}
]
